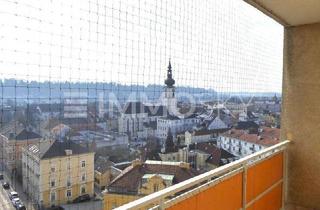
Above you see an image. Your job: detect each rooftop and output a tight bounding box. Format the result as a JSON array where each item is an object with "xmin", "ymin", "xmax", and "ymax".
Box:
[
  {"xmin": 14, "ymin": 129, "xmax": 42, "ymax": 141},
  {"xmin": 142, "ymin": 174, "xmax": 175, "ymax": 181},
  {"xmin": 107, "ymin": 160, "xmax": 199, "ymax": 195},
  {"xmin": 189, "ymin": 142, "xmax": 237, "ymax": 166},
  {"xmin": 123, "ymin": 102, "xmax": 168, "ymax": 116},
  {"xmin": 221, "ymin": 127, "xmax": 280, "ymax": 146},
  {"xmin": 95, "ymin": 156, "xmax": 115, "ymax": 174},
  {"xmin": 27, "ymin": 140, "xmax": 92, "ymax": 159},
  {"xmin": 235, "ymin": 121, "xmax": 259, "ymax": 130}
]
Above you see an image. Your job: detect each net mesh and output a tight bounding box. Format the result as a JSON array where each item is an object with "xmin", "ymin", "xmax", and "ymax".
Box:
[{"xmin": 0, "ymin": 0, "xmax": 283, "ymax": 209}]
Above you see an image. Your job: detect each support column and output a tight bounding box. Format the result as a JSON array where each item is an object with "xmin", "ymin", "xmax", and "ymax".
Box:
[{"xmin": 282, "ymin": 23, "xmax": 320, "ymax": 208}]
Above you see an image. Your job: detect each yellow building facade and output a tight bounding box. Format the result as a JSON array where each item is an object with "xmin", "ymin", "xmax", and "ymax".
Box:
[
  {"xmin": 103, "ymin": 175, "xmax": 169, "ymax": 210},
  {"xmin": 22, "ymin": 140, "xmax": 95, "ymax": 208},
  {"xmin": 104, "ymin": 193, "xmax": 140, "ymax": 210}
]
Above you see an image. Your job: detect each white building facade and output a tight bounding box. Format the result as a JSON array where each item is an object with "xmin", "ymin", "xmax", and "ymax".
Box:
[
  {"xmin": 157, "ymin": 116, "xmax": 201, "ymax": 139},
  {"xmin": 217, "ymin": 134, "xmax": 264, "ymax": 157}
]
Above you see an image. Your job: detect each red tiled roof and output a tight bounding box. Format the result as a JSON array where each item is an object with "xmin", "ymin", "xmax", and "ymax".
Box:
[
  {"xmin": 221, "ymin": 127, "xmax": 280, "ymax": 146},
  {"xmin": 191, "ymin": 129, "xmax": 216, "ymax": 136}
]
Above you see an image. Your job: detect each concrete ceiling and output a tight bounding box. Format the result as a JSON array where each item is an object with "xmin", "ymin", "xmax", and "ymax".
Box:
[{"xmin": 244, "ymin": 0, "xmax": 320, "ymax": 26}]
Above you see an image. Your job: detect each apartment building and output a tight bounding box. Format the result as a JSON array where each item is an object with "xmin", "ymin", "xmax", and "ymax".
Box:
[
  {"xmin": 22, "ymin": 140, "xmax": 94, "ymax": 208},
  {"xmin": 218, "ymin": 127, "xmax": 280, "ymax": 157},
  {"xmin": 156, "ymin": 115, "xmax": 201, "ymax": 139},
  {"xmin": 185, "ymin": 129, "xmax": 221, "ymax": 145},
  {"xmin": 0, "ymin": 124, "xmax": 42, "ymax": 178}
]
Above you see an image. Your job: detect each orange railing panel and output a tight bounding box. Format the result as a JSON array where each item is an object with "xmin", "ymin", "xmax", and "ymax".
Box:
[
  {"xmin": 167, "ymin": 152, "xmax": 284, "ymax": 210},
  {"xmin": 246, "ymin": 152, "xmax": 284, "ymax": 204},
  {"xmin": 247, "ymin": 183, "xmax": 283, "ymax": 210},
  {"xmin": 168, "ymin": 173, "xmax": 243, "ymax": 210}
]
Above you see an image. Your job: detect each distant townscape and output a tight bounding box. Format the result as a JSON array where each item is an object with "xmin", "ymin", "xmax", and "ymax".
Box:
[{"xmin": 0, "ymin": 61, "xmax": 281, "ymax": 210}]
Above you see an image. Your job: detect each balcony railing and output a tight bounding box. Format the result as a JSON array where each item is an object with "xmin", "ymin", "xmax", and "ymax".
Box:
[{"xmin": 115, "ymin": 140, "xmax": 290, "ymax": 210}]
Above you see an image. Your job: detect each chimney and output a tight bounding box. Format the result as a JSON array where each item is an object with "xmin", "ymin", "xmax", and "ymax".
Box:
[
  {"xmin": 179, "ymin": 162, "xmax": 190, "ymax": 169},
  {"xmin": 131, "ymin": 159, "xmax": 142, "ymax": 168},
  {"xmin": 65, "ymin": 149, "xmax": 72, "ymax": 156}
]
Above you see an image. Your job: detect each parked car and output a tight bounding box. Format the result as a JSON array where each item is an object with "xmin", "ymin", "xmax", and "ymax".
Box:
[
  {"xmin": 73, "ymin": 194, "xmax": 90, "ymax": 203},
  {"xmin": 9, "ymin": 191, "xmax": 19, "ymax": 200},
  {"xmin": 0, "ymin": 174, "xmax": 4, "ymax": 180},
  {"xmin": 2, "ymin": 182, "xmax": 10, "ymax": 189},
  {"xmin": 16, "ymin": 203, "xmax": 26, "ymax": 210},
  {"xmin": 12, "ymin": 197, "xmax": 21, "ymax": 207}
]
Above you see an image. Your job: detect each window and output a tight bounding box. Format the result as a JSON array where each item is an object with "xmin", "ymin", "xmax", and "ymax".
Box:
[
  {"xmin": 81, "ymin": 161, "xmax": 86, "ymax": 168},
  {"xmin": 153, "ymin": 184, "xmax": 159, "ymax": 192},
  {"xmin": 95, "ymin": 178, "xmax": 100, "ymax": 184},
  {"xmin": 50, "ymin": 191, "xmax": 56, "ymax": 202},
  {"xmin": 66, "ymin": 189, "xmax": 72, "ymax": 198},
  {"xmin": 112, "ymin": 202, "xmax": 117, "ymax": 209},
  {"xmin": 50, "ymin": 166, "xmax": 55, "ymax": 173},
  {"xmin": 67, "ymin": 160, "xmax": 71, "ymax": 170},
  {"xmin": 67, "ymin": 176, "xmax": 71, "ymax": 187},
  {"xmin": 81, "ymin": 173, "xmax": 86, "ymax": 182},
  {"xmin": 51, "ymin": 180, "xmax": 55, "ymax": 188},
  {"xmin": 81, "ymin": 185, "xmax": 86, "ymax": 194}
]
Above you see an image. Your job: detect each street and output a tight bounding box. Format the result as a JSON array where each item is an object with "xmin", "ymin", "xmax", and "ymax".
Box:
[
  {"xmin": 0, "ymin": 169, "xmax": 36, "ymax": 210},
  {"xmin": 0, "ymin": 182, "xmax": 15, "ymax": 210}
]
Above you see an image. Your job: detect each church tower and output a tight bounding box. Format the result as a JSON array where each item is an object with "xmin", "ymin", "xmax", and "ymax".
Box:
[{"xmin": 162, "ymin": 60, "xmax": 177, "ymax": 113}]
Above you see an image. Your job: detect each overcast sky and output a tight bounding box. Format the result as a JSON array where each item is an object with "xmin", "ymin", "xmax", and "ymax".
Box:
[{"xmin": 0, "ymin": 0, "xmax": 283, "ymax": 93}]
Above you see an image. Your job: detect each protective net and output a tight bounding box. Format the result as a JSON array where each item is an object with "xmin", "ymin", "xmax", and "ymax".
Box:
[{"xmin": 0, "ymin": 0, "xmax": 283, "ymax": 209}]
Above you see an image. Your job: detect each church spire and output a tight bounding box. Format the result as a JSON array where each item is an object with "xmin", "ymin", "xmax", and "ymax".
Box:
[
  {"xmin": 168, "ymin": 59, "xmax": 172, "ymax": 70},
  {"xmin": 165, "ymin": 59, "xmax": 175, "ymax": 87}
]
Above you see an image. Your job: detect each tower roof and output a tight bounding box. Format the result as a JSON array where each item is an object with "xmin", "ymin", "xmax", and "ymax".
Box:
[{"xmin": 164, "ymin": 60, "xmax": 175, "ymax": 87}]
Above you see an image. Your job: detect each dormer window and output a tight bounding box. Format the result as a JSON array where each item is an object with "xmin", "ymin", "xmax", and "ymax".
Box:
[
  {"xmin": 65, "ymin": 149, "xmax": 72, "ymax": 156},
  {"xmin": 153, "ymin": 184, "xmax": 159, "ymax": 192}
]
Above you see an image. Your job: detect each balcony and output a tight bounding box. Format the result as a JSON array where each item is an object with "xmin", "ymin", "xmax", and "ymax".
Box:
[
  {"xmin": 115, "ymin": 140, "xmax": 289, "ymax": 210},
  {"xmin": 0, "ymin": 0, "xmax": 319, "ymax": 209}
]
